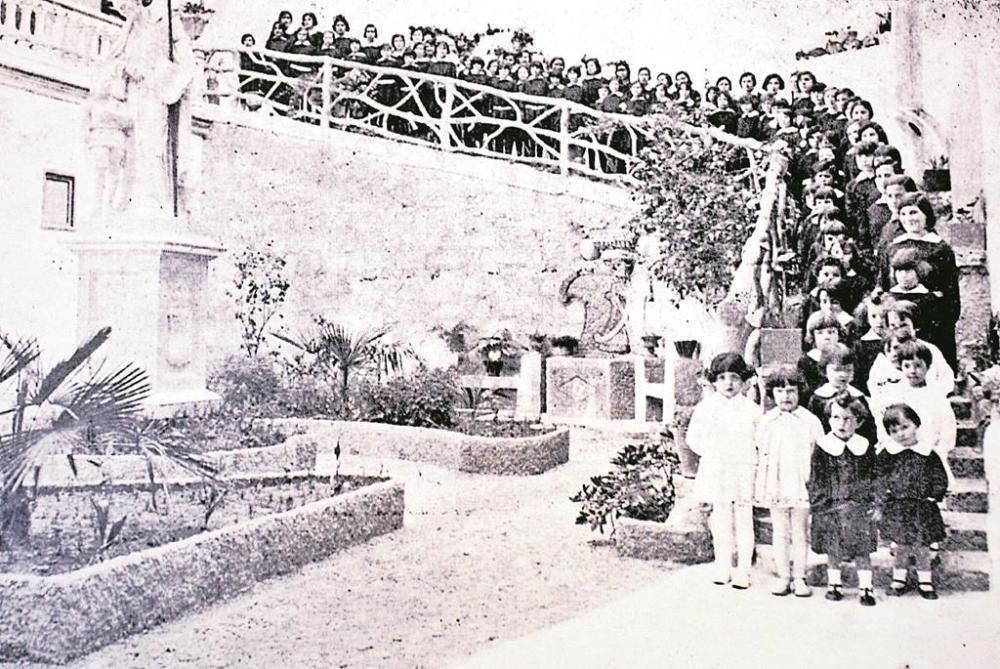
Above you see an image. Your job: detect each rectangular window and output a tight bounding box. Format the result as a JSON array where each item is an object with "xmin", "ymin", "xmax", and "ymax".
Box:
[{"xmin": 41, "ymin": 173, "xmax": 74, "ymax": 230}]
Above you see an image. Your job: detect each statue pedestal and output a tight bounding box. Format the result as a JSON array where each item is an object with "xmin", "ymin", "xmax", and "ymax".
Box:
[
  {"xmin": 66, "ymin": 227, "xmax": 224, "ymax": 416},
  {"xmin": 545, "ymin": 357, "xmax": 636, "ymax": 422}
]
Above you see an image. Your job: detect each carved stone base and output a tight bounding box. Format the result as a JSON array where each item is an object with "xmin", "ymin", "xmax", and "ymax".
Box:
[
  {"xmin": 66, "ymin": 228, "xmax": 224, "ymax": 415},
  {"xmin": 545, "ymin": 357, "xmax": 636, "ymax": 421}
]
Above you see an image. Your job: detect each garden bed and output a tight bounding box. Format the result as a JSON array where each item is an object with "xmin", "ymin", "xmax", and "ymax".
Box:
[
  {"xmin": 614, "ymin": 500, "xmax": 713, "ymax": 565},
  {"xmin": 275, "ymin": 419, "xmax": 570, "ymax": 475},
  {"xmin": 0, "ymin": 474, "xmax": 404, "ymax": 664}
]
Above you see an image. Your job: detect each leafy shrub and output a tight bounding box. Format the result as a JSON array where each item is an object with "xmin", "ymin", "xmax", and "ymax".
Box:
[
  {"xmin": 228, "ymin": 241, "xmax": 290, "ymax": 358},
  {"xmin": 570, "ymin": 440, "xmax": 680, "ymax": 534},
  {"xmin": 208, "ymin": 354, "xmax": 283, "ymax": 415},
  {"xmin": 357, "ymin": 367, "xmax": 458, "ymax": 429}
]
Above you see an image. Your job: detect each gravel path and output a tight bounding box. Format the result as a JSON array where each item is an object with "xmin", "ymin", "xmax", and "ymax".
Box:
[{"xmin": 3, "ymin": 428, "xmax": 675, "ymax": 669}]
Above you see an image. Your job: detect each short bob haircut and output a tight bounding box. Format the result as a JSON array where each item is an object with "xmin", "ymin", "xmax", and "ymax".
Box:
[
  {"xmin": 332, "ymin": 14, "xmax": 350, "ymax": 31},
  {"xmin": 762, "ymin": 73, "xmax": 785, "ymax": 90},
  {"xmin": 883, "ymin": 402, "xmax": 922, "ymax": 430},
  {"xmin": 887, "ymin": 299, "xmax": 919, "ymax": 324},
  {"xmin": 739, "ymin": 71, "xmax": 757, "ymax": 87},
  {"xmin": 894, "ymin": 339, "xmax": 934, "ymax": 367},
  {"xmin": 814, "ymin": 254, "xmax": 847, "ymax": 278},
  {"xmin": 585, "ymin": 58, "xmax": 603, "ymax": 74},
  {"xmin": 852, "ymin": 140, "xmax": 879, "ymax": 157},
  {"xmin": 765, "ymin": 364, "xmax": 802, "ymax": 395},
  {"xmin": 884, "ymin": 174, "xmax": 915, "ymax": 191},
  {"xmin": 897, "ymin": 193, "xmax": 938, "ymax": 231},
  {"xmin": 806, "ymin": 310, "xmax": 843, "ymax": 339},
  {"xmin": 824, "ymin": 392, "xmax": 870, "ymax": 421},
  {"xmin": 819, "ymin": 342, "xmax": 855, "ymax": 368},
  {"xmin": 706, "ymin": 352, "xmax": 754, "ymax": 382},
  {"xmin": 890, "ymin": 247, "xmax": 924, "ymax": 272},
  {"xmin": 716, "ymin": 76, "xmax": 732, "ymax": 88}
]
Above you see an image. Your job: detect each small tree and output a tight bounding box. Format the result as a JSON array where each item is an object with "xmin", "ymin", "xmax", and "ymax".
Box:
[{"xmin": 228, "ymin": 241, "xmax": 290, "ymax": 358}]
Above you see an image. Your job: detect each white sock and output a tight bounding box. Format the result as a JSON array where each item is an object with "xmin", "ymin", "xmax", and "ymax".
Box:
[
  {"xmin": 827, "ymin": 568, "xmax": 842, "ymax": 586},
  {"xmin": 917, "ymin": 570, "xmax": 933, "ymax": 585},
  {"xmin": 892, "ymin": 568, "xmax": 907, "ymax": 583},
  {"xmin": 858, "ymin": 569, "xmax": 873, "ymax": 589}
]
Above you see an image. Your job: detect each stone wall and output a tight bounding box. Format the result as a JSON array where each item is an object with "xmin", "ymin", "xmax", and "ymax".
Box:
[{"xmin": 197, "ymin": 114, "xmax": 634, "ymax": 360}]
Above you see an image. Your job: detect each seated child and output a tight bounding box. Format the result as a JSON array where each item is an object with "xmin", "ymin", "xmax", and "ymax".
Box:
[
  {"xmin": 806, "ymin": 343, "xmax": 876, "ymax": 444},
  {"xmin": 798, "ymin": 311, "xmax": 843, "ymax": 406},
  {"xmin": 754, "ymin": 365, "xmax": 825, "ymax": 597},
  {"xmin": 888, "ymin": 254, "xmax": 948, "ymax": 357},
  {"xmin": 871, "ymin": 340, "xmax": 957, "ymax": 483},
  {"xmin": 686, "ymin": 353, "xmax": 761, "ymax": 589},
  {"xmin": 852, "ymin": 292, "xmax": 889, "ymax": 395},
  {"xmin": 808, "ymin": 395, "xmax": 879, "ymax": 606},
  {"xmin": 877, "ymin": 403, "xmax": 949, "ymax": 599}
]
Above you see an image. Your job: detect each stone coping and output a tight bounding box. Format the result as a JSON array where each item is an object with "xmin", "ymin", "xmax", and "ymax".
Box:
[
  {"xmin": 274, "ymin": 419, "xmax": 569, "ymax": 476},
  {"xmin": 32, "ymin": 436, "xmax": 319, "ymax": 487},
  {"xmin": 0, "ymin": 478, "xmax": 404, "ymax": 664}
]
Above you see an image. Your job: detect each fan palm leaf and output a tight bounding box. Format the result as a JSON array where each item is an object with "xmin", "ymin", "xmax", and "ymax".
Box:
[{"xmin": 0, "ymin": 334, "xmax": 40, "ymax": 386}]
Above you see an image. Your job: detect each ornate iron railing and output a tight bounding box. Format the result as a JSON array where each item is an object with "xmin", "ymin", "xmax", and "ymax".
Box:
[
  {"xmin": 0, "ymin": 0, "xmax": 121, "ymax": 62},
  {"xmin": 196, "ymin": 46, "xmax": 685, "ymax": 183}
]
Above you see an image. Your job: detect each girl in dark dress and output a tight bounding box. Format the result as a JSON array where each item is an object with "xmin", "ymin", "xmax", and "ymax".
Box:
[
  {"xmin": 809, "ymin": 395, "xmax": 879, "ymax": 605},
  {"xmin": 878, "ymin": 403, "xmax": 948, "ymax": 599},
  {"xmin": 806, "ymin": 344, "xmax": 876, "ymax": 445},
  {"xmin": 361, "ymin": 24, "xmax": 382, "ymax": 63},
  {"xmin": 581, "ymin": 58, "xmax": 607, "ymax": 107},
  {"xmin": 879, "ymin": 193, "xmax": 960, "ymax": 367},
  {"xmin": 331, "ymin": 14, "xmax": 352, "ymax": 58}
]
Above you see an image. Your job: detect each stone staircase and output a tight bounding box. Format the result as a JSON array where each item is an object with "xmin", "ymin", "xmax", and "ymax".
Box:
[{"xmin": 753, "ymin": 397, "xmax": 992, "ymax": 591}]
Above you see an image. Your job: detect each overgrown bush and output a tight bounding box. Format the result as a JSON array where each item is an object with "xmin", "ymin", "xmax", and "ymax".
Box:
[
  {"xmin": 228, "ymin": 241, "xmax": 290, "ymax": 358},
  {"xmin": 208, "ymin": 354, "xmax": 283, "ymax": 415},
  {"xmin": 570, "ymin": 440, "xmax": 680, "ymax": 534},
  {"xmin": 356, "ymin": 367, "xmax": 459, "ymax": 428}
]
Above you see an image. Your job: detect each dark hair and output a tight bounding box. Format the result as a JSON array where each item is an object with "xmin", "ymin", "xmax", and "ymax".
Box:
[
  {"xmin": 853, "ymin": 140, "xmax": 879, "ymax": 157},
  {"xmin": 615, "ymin": 61, "xmax": 632, "ymax": 79},
  {"xmin": 469, "ymin": 56, "xmax": 485, "ymax": 68},
  {"xmin": 706, "ymin": 352, "xmax": 754, "ymax": 382},
  {"xmin": 550, "ymin": 56, "xmax": 565, "ymax": 68},
  {"xmin": 675, "ymin": 69, "xmax": 691, "ymax": 81},
  {"xmin": 716, "ymin": 76, "xmax": 732, "ymax": 88},
  {"xmin": 873, "ymin": 155, "xmax": 899, "ymax": 171},
  {"xmin": 529, "ymin": 61, "xmax": 543, "ymax": 72},
  {"xmin": 820, "ymin": 219, "xmax": 849, "ymax": 236},
  {"xmin": 884, "ymin": 174, "xmax": 915, "ymax": 190},
  {"xmin": 638, "ymin": 66, "xmax": 651, "ymax": 76},
  {"xmin": 241, "ymin": 33, "xmax": 255, "ymax": 44},
  {"xmin": 838, "ymin": 87, "xmax": 855, "ymax": 98},
  {"xmin": 888, "ymin": 299, "xmax": 919, "ymax": 324},
  {"xmin": 364, "ymin": 23, "xmax": 377, "ymax": 37},
  {"xmin": 806, "ymin": 310, "xmax": 842, "ymax": 338},
  {"xmin": 332, "ymin": 14, "xmax": 350, "ymax": 32},
  {"xmin": 812, "ymin": 159, "xmax": 838, "ymax": 177},
  {"xmin": 302, "ymin": 12, "xmax": 318, "ymax": 26},
  {"xmin": 874, "ymin": 143, "xmax": 903, "ymax": 166},
  {"xmin": 819, "ymin": 342, "xmax": 855, "ymax": 367},
  {"xmin": 898, "ymin": 193, "xmax": 937, "ymax": 230},
  {"xmin": 658, "ymin": 72, "xmax": 673, "ymax": 87},
  {"xmin": 566, "ymin": 65, "xmax": 582, "ymax": 78},
  {"xmin": 852, "ymin": 98, "xmax": 874, "ymax": 117},
  {"xmin": 815, "ymin": 255, "xmax": 847, "ymax": 276},
  {"xmin": 825, "ymin": 393, "xmax": 870, "ymax": 421},
  {"xmin": 737, "ymin": 94, "xmax": 757, "ymax": 108},
  {"xmin": 883, "ymin": 403, "xmax": 922, "ymax": 430},
  {"xmin": 895, "ymin": 340, "xmax": 933, "ymax": 367},
  {"xmin": 811, "ymin": 81, "xmax": 827, "ymax": 93},
  {"xmin": 890, "ymin": 247, "xmax": 923, "ymax": 272},
  {"xmin": 739, "ymin": 71, "xmax": 757, "ymax": 87},
  {"xmin": 402, "ymin": 49, "xmax": 416, "ymax": 59},
  {"xmin": 817, "ymin": 283, "xmax": 852, "ymax": 308},
  {"xmin": 766, "ymin": 365, "xmax": 802, "ymax": 395},
  {"xmin": 859, "ymin": 121, "xmax": 889, "ymax": 143},
  {"xmin": 586, "ymin": 58, "xmax": 602, "ymax": 74},
  {"xmin": 812, "ymin": 186, "xmax": 837, "ymax": 201},
  {"xmin": 762, "ymin": 73, "xmax": 785, "ymax": 90},
  {"xmin": 278, "ymin": 10, "xmax": 293, "ymax": 21}
]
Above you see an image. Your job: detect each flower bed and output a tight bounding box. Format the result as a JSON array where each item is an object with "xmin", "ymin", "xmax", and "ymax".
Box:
[
  {"xmin": 614, "ymin": 501, "xmax": 713, "ymax": 565},
  {"xmin": 0, "ymin": 475, "xmax": 404, "ymax": 664},
  {"xmin": 276, "ymin": 419, "xmax": 569, "ymax": 475}
]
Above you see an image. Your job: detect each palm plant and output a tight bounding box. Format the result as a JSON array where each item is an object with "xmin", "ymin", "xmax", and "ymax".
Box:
[
  {"xmin": 273, "ymin": 317, "xmax": 417, "ymax": 410},
  {"xmin": 0, "ymin": 327, "xmax": 216, "ymax": 546}
]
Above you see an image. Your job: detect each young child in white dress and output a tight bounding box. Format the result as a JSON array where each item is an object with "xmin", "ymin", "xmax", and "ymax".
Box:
[
  {"xmin": 755, "ymin": 365, "xmax": 825, "ymax": 597},
  {"xmin": 686, "ymin": 352, "xmax": 761, "ymax": 589}
]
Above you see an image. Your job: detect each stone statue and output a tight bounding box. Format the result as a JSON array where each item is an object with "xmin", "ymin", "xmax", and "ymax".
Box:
[
  {"xmin": 88, "ymin": 0, "xmax": 197, "ymax": 220},
  {"xmin": 560, "ymin": 247, "xmax": 645, "ymax": 355}
]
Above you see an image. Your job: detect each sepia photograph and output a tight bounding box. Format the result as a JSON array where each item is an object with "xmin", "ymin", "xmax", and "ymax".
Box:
[{"xmin": 0, "ymin": 0, "xmax": 998, "ymax": 666}]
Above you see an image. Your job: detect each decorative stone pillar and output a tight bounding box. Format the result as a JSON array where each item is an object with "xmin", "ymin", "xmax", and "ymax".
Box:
[{"xmin": 67, "ymin": 226, "xmax": 223, "ymax": 415}]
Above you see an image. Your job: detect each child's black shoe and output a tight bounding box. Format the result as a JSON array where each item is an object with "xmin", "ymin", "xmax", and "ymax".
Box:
[
  {"xmin": 918, "ymin": 582, "xmax": 938, "ymax": 600},
  {"xmin": 887, "ymin": 579, "xmax": 910, "ymax": 596},
  {"xmin": 859, "ymin": 588, "xmax": 876, "ymax": 606},
  {"xmin": 824, "ymin": 585, "xmax": 843, "ymax": 601}
]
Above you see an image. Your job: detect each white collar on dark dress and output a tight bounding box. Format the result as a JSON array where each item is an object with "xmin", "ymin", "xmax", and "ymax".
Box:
[
  {"xmin": 892, "ymin": 232, "xmax": 944, "ymax": 244},
  {"xmin": 817, "ymin": 433, "xmax": 870, "ymax": 456},
  {"xmin": 812, "ymin": 383, "xmax": 865, "ymax": 400},
  {"xmin": 890, "ymin": 284, "xmax": 930, "ymax": 294},
  {"xmin": 881, "ymin": 438, "xmax": 933, "ymax": 456}
]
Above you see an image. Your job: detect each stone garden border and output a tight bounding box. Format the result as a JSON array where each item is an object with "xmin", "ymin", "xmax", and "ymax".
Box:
[
  {"xmin": 275, "ymin": 419, "xmax": 570, "ymax": 475},
  {"xmin": 0, "ymin": 477, "xmax": 404, "ymax": 664},
  {"xmin": 34, "ymin": 435, "xmax": 320, "ymax": 486},
  {"xmin": 614, "ymin": 508, "xmax": 713, "ymax": 565}
]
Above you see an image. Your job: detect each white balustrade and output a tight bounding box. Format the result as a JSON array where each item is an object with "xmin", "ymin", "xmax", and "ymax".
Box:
[{"xmin": 0, "ymin": 0, "xmax": 121, "ymax": 63}]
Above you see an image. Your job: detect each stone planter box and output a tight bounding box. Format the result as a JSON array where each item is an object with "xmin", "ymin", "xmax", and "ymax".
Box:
[
  {"xmin": 0, "ymin": 477, "xmax": 403, "ymax": 664},
  {"xmin": 615, "ymin": 501, "xmax": 713, "ymax": 564},
  {"xmin": 276, "ymin": 420, "xmax": 569, "ymax": 475},
  {"xmin": 33, "ymin": 436, "xmax": 320, "ymax": 486}
]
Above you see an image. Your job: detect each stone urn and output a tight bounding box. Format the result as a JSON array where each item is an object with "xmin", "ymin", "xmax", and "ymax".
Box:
[{"xmin": 178, "ymin": 11, "xmax": 213, "ymax": 41}]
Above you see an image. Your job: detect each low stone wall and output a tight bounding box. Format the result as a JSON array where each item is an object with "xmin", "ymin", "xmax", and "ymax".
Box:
[
  {"xmin": 33, "ymin": 436, "xmax": 319, "ymax": 486},
  {"xmin": 615, "ymin": 501, "xmax": 713, "ymax": 565},
  {"xmin": 0, "ymin": 479, "xmax": 404, "ymax": 664},
  {"xmin": 276, "ymin": 420, "xmax": 570, "ymax": 475}
]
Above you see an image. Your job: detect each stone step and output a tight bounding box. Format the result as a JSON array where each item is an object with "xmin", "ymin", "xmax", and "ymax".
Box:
[
  {"xmin": 950, "ymin": 446, "xmax": 985, "ymax": 479},
  {"xmin": 956, "ymin": 420, "xmax": 981, "ymax": 448},
  {"xmin": 799, "ymin": 548, "xmax": 990, "ymax": 592},
  {"xmin": 754, "ymin": 505, "xmax": 987, "ymax": 549},
  {"xmin": 947, "ymin": 477, "xmax": 989, "ymax": 513},
  {"xmin": 950, "ymin": 396, "xmax": 974, "ymax": 421},
  {"xmin": 942, "ymin": 511, "xmax": 988, "ymax": 551}
]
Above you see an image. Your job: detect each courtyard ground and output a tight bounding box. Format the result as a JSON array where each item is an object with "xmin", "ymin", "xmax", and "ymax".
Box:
[{"xmin": 3, "ymin": 427, "xmax": 997, "ymax": 668}]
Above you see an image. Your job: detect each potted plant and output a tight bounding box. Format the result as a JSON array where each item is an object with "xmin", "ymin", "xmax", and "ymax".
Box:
[
  {"xmin": 922, "ymin": 155, "xmax": 951, "ymax": 192},
  {"xmin": 475, "ymin": 330, "xmax": 522, "ymax": 376},
  {"xmin": 177, "ymin": 1, "xmax": 215, "ymax": 41}
]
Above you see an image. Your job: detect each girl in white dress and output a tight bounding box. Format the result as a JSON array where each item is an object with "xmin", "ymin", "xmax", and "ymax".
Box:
[{"xmin": 687, "ymin": 353, "xmax": 761, "ymax": 589}]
